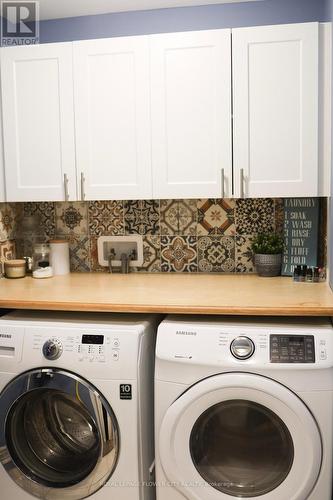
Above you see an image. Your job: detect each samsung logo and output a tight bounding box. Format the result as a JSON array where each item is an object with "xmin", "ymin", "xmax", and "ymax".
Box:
[{"xmin": 176, "ymin": 330, "xmax": 197, "ymax": 336}]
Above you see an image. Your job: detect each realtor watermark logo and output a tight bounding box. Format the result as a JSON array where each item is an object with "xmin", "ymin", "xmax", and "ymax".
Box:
[{"xmin": 1, "ymin": 1, "xmax": 39, "ymax": 45}]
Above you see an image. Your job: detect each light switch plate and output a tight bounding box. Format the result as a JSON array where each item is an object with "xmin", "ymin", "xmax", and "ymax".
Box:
[{"xmin": 97, "ymin": 236, "xmax": 144, "ymax": 268}]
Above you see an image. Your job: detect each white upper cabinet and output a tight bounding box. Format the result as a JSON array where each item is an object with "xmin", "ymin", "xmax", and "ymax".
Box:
[
  {"xmin": 1, "ymin": 43, "xmax": 76, "ymax": 202},
  {"xmin": 73, "ymin": 36, "xmax": 152, "ymax": 200},
  {"xmin": 0, "ymin": 88, "xmax": 6, "ymax": 202},
  {"xmin": 232, "ymin": 23, "xmax": 319, "ymax": 198},
  {"xmin": 0, "ymin": 23, "xmax": 328, "ymax": 202},
  {"xmin": 150, "ymin": 30, "xmax": 232, "ymax": 199}
]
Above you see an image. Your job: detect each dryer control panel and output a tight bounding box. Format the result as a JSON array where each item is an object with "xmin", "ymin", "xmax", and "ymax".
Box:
[
  {"xmin": 156, "ymin": 317, "xmax": 333, "ymax": 370},
  {"xmin": 270, "ymin": 335, "xmax": 315, "ymax": 363}
]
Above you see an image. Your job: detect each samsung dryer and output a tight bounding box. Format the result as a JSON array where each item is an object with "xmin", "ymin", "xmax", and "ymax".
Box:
[
  {"xmin": 0, "ymin": 310, "xmax": 159, "ymax": 500},
  {"xmin": 155, "ymin": 315, "xmax": 333, "ymax": 500}
]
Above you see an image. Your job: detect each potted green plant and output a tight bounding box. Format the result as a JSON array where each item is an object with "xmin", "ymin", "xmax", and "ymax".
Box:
[{"xmin": 251, "ymin": 233, "xmax": 284, "ymax": 277}]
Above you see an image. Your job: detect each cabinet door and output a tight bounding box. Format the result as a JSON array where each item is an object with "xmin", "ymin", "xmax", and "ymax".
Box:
[
  {"xmin": 0, "ymin": 86, "xmax": 6, "ymax": 202},
  {"xmin": 150, "ymin": 30, "xmax": 232, "ymax": 199},
  {"xmin": 1, "ymin": 44, "xmax": 76, "ymax": 202},
  {"xmin": 233, "ymin": 23, "xmax": 319, "ymax": 198},
  {"xmin": 73, "ymin": 37, "xmax": 152, "ymax": 201}
]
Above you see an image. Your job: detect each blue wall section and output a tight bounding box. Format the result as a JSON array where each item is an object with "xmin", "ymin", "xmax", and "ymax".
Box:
[
  {"xmin": 39, "ymin": 0, "xmax": 326, "ymax": 43},
  {"xmin": 325, "ymin": 0, "xmax": 333, "ymax": 21}
]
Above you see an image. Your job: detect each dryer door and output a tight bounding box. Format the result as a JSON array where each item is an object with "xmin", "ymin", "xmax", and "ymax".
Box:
[
  {"xmin": 0, "ymin": 368, "xmax": 119, "ymax": 499},
  {"xmin": 159, "ymin": 373, "xmax": 322, "ymax": 500}
]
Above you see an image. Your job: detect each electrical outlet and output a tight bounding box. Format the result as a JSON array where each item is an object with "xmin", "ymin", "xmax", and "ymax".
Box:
[{"xmin": 97, "ymin": 236, "xmax": 144, "ymax": 268}]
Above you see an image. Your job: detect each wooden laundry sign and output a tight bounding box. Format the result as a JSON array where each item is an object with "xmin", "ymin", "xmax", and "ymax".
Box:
[{"xmin": 282, "ymin": 198, "xmax": 319, "ymax": 276}]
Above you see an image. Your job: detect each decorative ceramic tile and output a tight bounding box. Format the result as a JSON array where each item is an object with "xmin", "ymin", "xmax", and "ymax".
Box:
[
  {"xmin": 88, "ymin": 201, "xmax": 124, "ymax": 236},
  {"xmin": 235, "ymin": 199, "xmax": 274, "ymax": 235},
  {"xmin": 14, "ymin": 238, "xmax": 31, "ymax": 260},
  {"xmin": 89, "ymin": 237, "xmax": 107, "ymax": 272},
  {"xmin": 198, "ymin": 236, "xmax": 235, "ymax": 273},
  {"xmin": 23, "ymin": 202, "xmax": 56, "ymax": 238},
  {"xmin": 61, "ymin": 234, "xmax": 91, "ymax": 272},
  {"xmin": 274, "ymin": 198, "xmax": 284, "ymax": 234},
  {"xmin": 8, "ymin": 196, "xmax": 326, "ymax": 274},
  {"xmin": 141, "ymin": 236, "xmax": 161, "ymax": 272},
  {"xmin": 56, "ymin": 202, "xmax": 88, "ymax": 235},
  {"xmin": 160, "ymin": 199, "xmax": 197, "ymax": 235},
  {"xmin": 161, "ymin": 236, "xmax": 197, "ymax": 272},
  {"xmin": 12, "ymin": 203, "xmax": 24, "ymax": 239},
  {"xmin": 235, "ymin": 235, "xmax": 255, "ymax": 273},
  {"xmin": 0, "ymin": 203, "xmax": 20, "ymax": 240},
  {"xmin": 197, "ymin": 199, "xmax": 235, "ymax": 236},
  {"xmin": 0, "ymin": 240, "xmax": 16, "ymax": 261},
  {"xmin": 124, "ymin": 200, "xmax": 159, "ymax": 235}
]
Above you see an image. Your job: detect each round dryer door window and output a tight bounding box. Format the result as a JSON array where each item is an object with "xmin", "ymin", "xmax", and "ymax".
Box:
[
  {"xmin": 190, "ymin": 399, "xmax": 294, "ymax": 497},
  {"xmin": 159, "ymin": 373, "xmax": 322, "ymax": 500},
  {"xmin": 0, "ymin": 369, "xmax": 119, "ymax": 500}
]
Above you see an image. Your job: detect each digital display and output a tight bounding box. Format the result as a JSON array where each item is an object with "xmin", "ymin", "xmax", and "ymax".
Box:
[
  {"xmin": 288, "ymin": 337, "xmax": 304, "ymax": 345},
  {"xmin": 270, "ymin": 335, "xmax": 315, "ymax": 363},
  {"xmin": 82, "ymin": 335, "xmax": 104, "ymax": 345}
]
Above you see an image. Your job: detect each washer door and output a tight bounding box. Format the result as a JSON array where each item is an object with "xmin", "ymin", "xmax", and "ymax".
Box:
[
  {"xmin": 159, "ymin": 373, "xmax": 322, "ymax": 500},
  {"xmin": 0, "ymin": 368, "xmax": 119, "ymax": 500}
]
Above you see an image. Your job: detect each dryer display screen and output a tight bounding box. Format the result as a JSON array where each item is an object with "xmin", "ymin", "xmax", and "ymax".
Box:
[
  {"xmin": 270, "ymin": 335, "xmax": 315, "ymax": 363},
  {"xmin": 82, "ymin": 335, "xmax": 104, "ymax": 345}
]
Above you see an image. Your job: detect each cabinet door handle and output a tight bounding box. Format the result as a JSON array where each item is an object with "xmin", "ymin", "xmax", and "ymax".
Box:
[
  {"xmin": 81, "ymin": 172, "xmax": 85, "ymax": 201},
  {"xmin": 240, "ymin": 168, "xmax": 245, "ymax": 198},
  {"xmin": 221, "ymin": 168, "xmax": 225, "ymax": 198},
  {"xmin": 64, "ymin": 173, "xmax": 69, "ymax": 201}
]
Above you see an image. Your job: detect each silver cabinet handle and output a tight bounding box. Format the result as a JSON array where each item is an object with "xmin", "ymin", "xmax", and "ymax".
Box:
[
  {"xmin": 221, "ymin": 168, "xmax": 225, "ymax": 198},
  {"xmin": 81, "ymin": 172, "xmax": 85, "ymax": 201},
  {"xmin": 64, "ymin": 173, "xmax": 69, "ymax": 201},
  {"xmin": 240, "ymin": 168, "xmax": 245, "ymax": 198}
]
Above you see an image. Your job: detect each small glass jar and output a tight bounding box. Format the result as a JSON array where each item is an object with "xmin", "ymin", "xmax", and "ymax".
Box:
[
  {"xmin": 5, "ymin": 259, "xmax": 26, "ymax": 279},
  {"xmin": 32, "ymin": 243, "xmax": 50, "ymax": 271}
]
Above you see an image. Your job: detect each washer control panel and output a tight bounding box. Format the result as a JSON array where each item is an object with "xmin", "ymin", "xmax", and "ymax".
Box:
[
  {"xmin": 42, "ymin": 338, "xmax": 63, "ymax": 360},
  {"xmin": 34, "ymin": 333, "xmax": 121, "ymax": 364},
  {"xmin": 270, "ymin": 335, "xmax": 315, "ymax": 363}
]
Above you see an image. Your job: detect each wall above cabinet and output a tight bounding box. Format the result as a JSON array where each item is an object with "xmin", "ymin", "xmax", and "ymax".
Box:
[
  {"xmin": 0, "ymin": 22, "xmax": 331, "ymax": 202},
  {"xmin": 35, "ymin": 0, "xmax": 263, "ymax": 20}
]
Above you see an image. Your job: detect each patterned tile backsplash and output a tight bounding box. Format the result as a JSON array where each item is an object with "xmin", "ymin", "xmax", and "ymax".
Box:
[
  {"xmin": 0, "ymin": 198, "xmax": 327, "ymax": 274},
  {"xmin": 197, "ymin": 198, "xmax": 235, "ymax": 235}
]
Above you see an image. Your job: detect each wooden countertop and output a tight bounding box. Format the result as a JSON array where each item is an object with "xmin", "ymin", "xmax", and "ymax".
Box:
[{"xmin": 0, "ymin": 273, "xmax": 332, "ymax": 316}]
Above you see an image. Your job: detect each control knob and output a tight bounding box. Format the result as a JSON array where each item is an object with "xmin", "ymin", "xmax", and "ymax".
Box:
[
  {"xmin": 230, "ymin": 336, "xmax": 255, "ymax": 360},
  {"xmin": 42, "ymin": 338, "xmax": 63, "ymax": 360}
]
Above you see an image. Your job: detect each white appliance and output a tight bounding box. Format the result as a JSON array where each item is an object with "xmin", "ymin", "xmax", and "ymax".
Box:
[
  {"xmin": 155, "ymin": 316, "xmax": 333, "ymax": 500},
  {"xmin": 0, "ymin": 310, "xmax": 159, "ymax": 500}
]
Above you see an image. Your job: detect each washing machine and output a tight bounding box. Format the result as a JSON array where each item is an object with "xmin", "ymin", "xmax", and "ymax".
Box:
[
  {"xmin": 155, "ymin": 315, "xmax": 333, "ymax": 500},
  {"xmin": 0, "ymin": 310, "xmax": 159, "ymax": 500}
]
